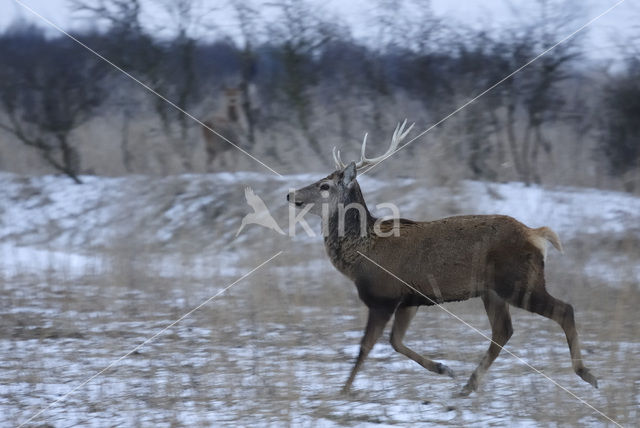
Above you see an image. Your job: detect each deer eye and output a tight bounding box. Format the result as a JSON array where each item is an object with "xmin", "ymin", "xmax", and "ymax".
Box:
[{"xmin": 320, "ymin": 183, "xmax": 330, "ymax": 191}]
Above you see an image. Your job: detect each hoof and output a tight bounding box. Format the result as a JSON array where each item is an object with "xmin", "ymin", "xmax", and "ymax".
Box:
[
  {"xmin": 456, "ymin": 378, "xmax": 477, "ymax": 397},
  {"xmin": 456, "ymin": 384, "xmax": 474, "ymax": 397},
  {"xmin": 341, "ymin": 385, "xmax": 355, "ymax": 396},
  {"xmin": 577, "ymin": 368, "xmax": 598, "ymax": 389},
  {"xmin": 436, "ymin": 362, "xmax": 456, "ymax": 378}
]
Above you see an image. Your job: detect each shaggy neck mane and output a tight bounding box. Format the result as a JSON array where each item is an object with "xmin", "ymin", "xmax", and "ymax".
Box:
[{"xmin": 324, "ymin": 180, "xmax": 374, "ymax": 269}]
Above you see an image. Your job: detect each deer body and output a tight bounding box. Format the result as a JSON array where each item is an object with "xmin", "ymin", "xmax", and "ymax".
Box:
[
  {"xmin": 333, "ymin": 215, "xmax": 548, "ymax": 304},
  {"xmin": 288, "ymin": 121, "xmax": 598, "ymax": 395},
  {"xmin": 202, "ymin": 87, "xmax": 250, "ymax": 170}
]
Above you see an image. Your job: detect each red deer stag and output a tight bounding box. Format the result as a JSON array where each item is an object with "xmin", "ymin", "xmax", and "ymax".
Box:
[
  {"xmin": 202, "ymin": 87, "xmax": 249, "ymax": 170},
  {"xmin": 287, "ymin": 121, "xmax": 598, "ymax": 395}
]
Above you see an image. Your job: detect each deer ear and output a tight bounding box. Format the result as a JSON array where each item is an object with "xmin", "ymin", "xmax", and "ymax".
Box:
[{"xmin": 342, "ymin": 162, "xmax": 357, "ymax": 186}]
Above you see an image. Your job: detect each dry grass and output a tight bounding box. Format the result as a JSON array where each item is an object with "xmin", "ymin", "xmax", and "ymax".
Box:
[
  {"xmin": 0, "ymin": 235, "xmax": 638, "ymax": 427},
  {"xmin": 0, "ymin": 168, "xmax": 638, "ymax": 426}
]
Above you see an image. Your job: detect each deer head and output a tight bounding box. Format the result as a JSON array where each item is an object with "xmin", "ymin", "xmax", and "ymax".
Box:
[{"xmin": 287, "ymin": 120, "xmax": 414, "ymax": 219}]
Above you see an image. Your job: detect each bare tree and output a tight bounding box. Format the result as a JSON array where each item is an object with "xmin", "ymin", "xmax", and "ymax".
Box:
[
  {"xmin": 74, "ymin": 0, "xmax": 208, "ymax": 173},
  {"xmin": 151, "ymin": 0, "xmax": 212, "ymax": 171},
  {"xmin": 230, "ymin": 0, "xmax": 260, "ymax": 146},
  {"xmin": 492, "ymin": 0, "xmax": 583, "ymax": 185},
  {"xmin": 73, "ymin": 0, "xmax": 165, "ymax": 173},
  {"xmin": 0, "ymin": 25, "xmax": 105, "ymax": 183},
  {"xmin": 599, "ymin": 59, "xmax": 640, "ymax": 191},
  {"xmin": 598, "ymin": 12, "xmax": 640, "ymax": 192},
  {"xmin": 360, "ymin": 0, "xmax": 445, "ymax": 136},
  {"xmin": 266, "ymin": 0, "xmax": 338, "ymax": 154}
]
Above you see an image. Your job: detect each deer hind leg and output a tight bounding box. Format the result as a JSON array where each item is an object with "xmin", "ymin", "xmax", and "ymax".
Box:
[
  {"xmin": 342, "ymin": 306, "xmax": 393, "ymax": 393},
  {"xmin": 205, "ymin": 147, "xmax": 217, "ymax": 172},
  {"xmin": 505, "ymin": 286, "xmax": 598, "ymax": 389},
  {"xmin": 390, "ymin": 304, "xmax": 455, "ymax": 378},
  {"xmin": 460, "ymin": 290, "xmax": 513, "ymax": 396}
]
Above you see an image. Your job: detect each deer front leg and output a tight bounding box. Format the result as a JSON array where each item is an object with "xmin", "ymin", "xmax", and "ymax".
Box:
[
  {"xmin": 460, "ymin": 291, "xmax": 513, "ymax": 396},
  {"xmin": 342, "ymin": 306, "xmax": 394, "ymax": 393},
  {"xmin": 390, "ymin": 305, "xmax": 455, "ymax": 378}
]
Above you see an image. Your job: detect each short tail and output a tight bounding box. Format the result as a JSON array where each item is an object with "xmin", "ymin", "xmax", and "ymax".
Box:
[{"xmin": 533, "ymin": 226, "xmax": 563, "ymax": 253}]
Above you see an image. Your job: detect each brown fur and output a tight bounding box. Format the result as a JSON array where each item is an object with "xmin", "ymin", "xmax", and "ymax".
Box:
[
  {"xmin": 288, "ymin": 163, "xmax": 598, "ymax": 395},
  {"xmin": 202, "ymin": 88, "xmax": 248, "ymax": 169}
]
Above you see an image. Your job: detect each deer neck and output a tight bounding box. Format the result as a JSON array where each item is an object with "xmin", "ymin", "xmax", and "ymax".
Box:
[{"xmin": 323, "ymin": 181, "xmax": 375, "ymax": 273}]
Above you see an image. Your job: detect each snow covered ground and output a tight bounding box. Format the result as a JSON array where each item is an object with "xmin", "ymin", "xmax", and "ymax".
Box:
[
  {"xmin": 0, "ymin": 171, "xmax": 639, "ymax": 427},
  {"xmin": 1, "ymin": 171, "xmax": 639, "ymax": 284}
]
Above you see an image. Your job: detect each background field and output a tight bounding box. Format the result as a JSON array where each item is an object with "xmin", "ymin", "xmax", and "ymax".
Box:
[
  {"xmin": 1, "ymin": 172, "xmax": 639, "ymax": 426},
  {"xmin": 1, "ymin": 0, "xmax": 640, "ymax": 426}
]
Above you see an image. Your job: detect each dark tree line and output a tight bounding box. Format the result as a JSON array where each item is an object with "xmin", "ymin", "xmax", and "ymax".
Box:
[
  {"xmin": 600, "ymin": 57, "xmax": 640, "ymax": 190},
  {"xmin": 0, "ymin": 24, "xmax": 106, "ymax": 183},
  {"xmin": 0, "ymin": 0, "xmax": 637, "ymax": 189}
]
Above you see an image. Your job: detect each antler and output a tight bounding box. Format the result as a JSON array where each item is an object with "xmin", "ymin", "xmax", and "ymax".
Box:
[{"xmin": 333, "ymin": 120, "xmax": 415, "ymax": 170}]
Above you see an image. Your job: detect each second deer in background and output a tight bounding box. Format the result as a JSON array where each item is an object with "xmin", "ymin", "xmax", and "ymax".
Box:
[{"xmin": 202, "ymin": 87, "xmax": 253, "ymax": 171}]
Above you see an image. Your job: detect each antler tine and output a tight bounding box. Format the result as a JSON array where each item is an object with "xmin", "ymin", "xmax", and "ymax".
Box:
[
  {"xmin": 392, "ymin": 120, "xmax": 404, "ymax": 143},
  {"xmin": 332, "ymin": 119, "xmax": 414, "ymax": 170},
  {"xmin": 333, "ymin": 146, "xmax": 347, "ymax": 169},
  {"xmin": 358, "ymin": 119, "xmax": 415, "ymax": 167},
  {"xmin": 392, "ymin": 119, "xmax": 414, "ymax": 145},
  {"xmin": 354, "ymin": 133, "xmax": 369, "ymax": 169},
  {"xmin": 399, "ymin": 119, "xmax": 415, "ymax": 140}
]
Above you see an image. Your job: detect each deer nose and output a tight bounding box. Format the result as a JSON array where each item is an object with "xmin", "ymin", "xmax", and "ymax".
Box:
[{"xmin": 286, "ymin": 193, "xmax": 290, "ymax": 201}]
